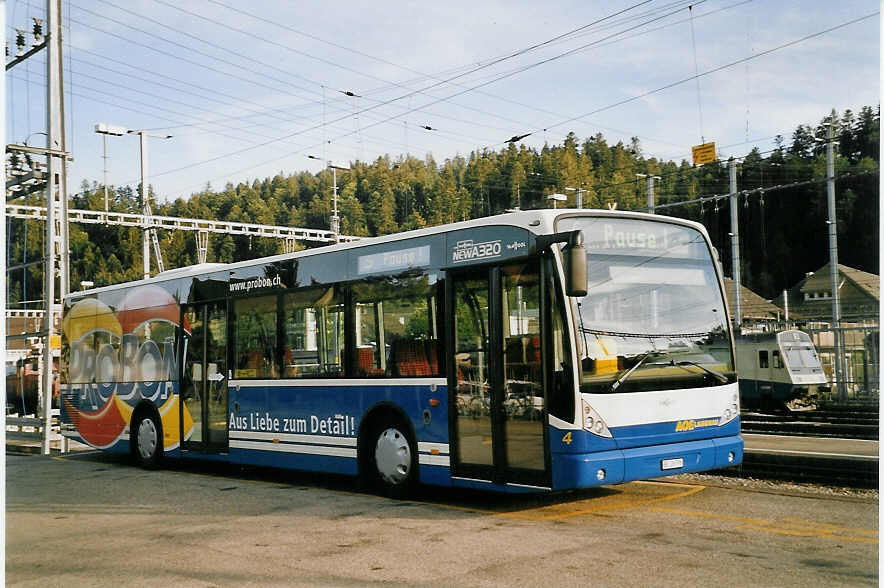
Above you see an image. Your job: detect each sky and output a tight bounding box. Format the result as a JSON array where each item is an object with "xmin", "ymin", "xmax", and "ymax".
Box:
[{"xmin": 5, "ymin": 0, "xmax": 881, "ymax": 204}]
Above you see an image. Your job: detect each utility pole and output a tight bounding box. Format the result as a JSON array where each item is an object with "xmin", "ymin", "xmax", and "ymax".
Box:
[
  {"xmin": 139, "ymin": 131, "xmax": 151, "ymax": 278},
  {"xmin": 2, "ymin": 0, "xmax": 7, "ymax": 456},
  {"xmin": 825, "ymin": 118, "xmax": 845, "ymax": 400},
  {"xmin": 636, "ymin": 174, "xmax": 661, "ymax": 213},
  {"xmin": 96, "ymin": 125, "xmax": 170, "ymax": 279},
  {"xmin": 728, "ymin": 159, "xmax": 742, "ymax": 330},
  {"xmin": 43, "ymin": 0, "xmax": 68, "ymax": 454},
  {"xmin": 101, "ymin": 133, "xmax": 109, "ymax": 212},
  {"xmin": 95, "ymin": 124, "xmax": 126, "ymax": 214},
  {"xmin": 330, "ymin": 163, "xmax": 340, "ymax": 241},
  {"xmin": 308, "ymin": 155, "xmax": 348, "ymax": 243},
  {"xmin": 564, "ymin": 186, "xmax": 585, "ymax": 208}
]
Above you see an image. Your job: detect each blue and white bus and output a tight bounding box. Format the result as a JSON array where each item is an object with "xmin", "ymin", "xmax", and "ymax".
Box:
[{"xmin": 60, "ymin": 209, "xmax": 742, "ymax": 494}]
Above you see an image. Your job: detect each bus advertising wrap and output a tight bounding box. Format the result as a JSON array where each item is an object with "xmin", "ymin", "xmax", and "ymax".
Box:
[{"xmin": 61, "ymin": 285, "xmax": 193, "ymax": 451}]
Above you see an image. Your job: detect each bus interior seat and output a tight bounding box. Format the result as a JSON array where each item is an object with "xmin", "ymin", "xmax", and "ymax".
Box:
[
  {"xmin": 357, "ymin": 346, "xmax": 384, "ymax": 376},
  {"xmin": 392, "ymin": 339, "xmax": 436, "ymax": 377}
]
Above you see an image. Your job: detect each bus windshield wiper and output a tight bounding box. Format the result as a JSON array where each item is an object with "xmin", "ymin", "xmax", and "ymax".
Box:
[
  {"xmin": 609, "ymin": 354, "xmax": 728, "ymax": 393},
  {"xmin": 609, "ymin": 351, "xmax": 664, "ymax": 393},
  {"xmin": 670, "ymin": 360, "xmax": 729, "ymax": 384}
]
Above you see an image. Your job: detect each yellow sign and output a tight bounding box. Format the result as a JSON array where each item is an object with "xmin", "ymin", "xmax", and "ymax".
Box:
[
  {"xmin": 675, "ymin": 418, "xmax": 718, "ymax": 432},
  {"xmin": 49, "ymin": 335, "xmax": 61, "ymax": 349},
  {"xmin": 692, "ymin": 142, "xmax": 716, "ymax": 165}
]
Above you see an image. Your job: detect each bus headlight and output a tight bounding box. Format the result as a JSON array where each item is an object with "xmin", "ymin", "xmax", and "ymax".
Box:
[
  {"xmin": 582, "ymin": 400, "xmax": 612, "ymax": 438},
  {"xmin": 718, "ymin": 402, "xmax": 739, "ymax": 426}
]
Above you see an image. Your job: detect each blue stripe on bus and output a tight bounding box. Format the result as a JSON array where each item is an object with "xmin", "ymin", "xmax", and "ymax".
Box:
[
  {"xmin": 551, "ymin": 434, "xmax": 742, "ymax": 489},
  {"xmin": 229, "ymin": 381, "xmax": 449, "ymax": 481},
  {"xmin": 549, "ymin": 418, "xmax": 741, "ymax": 453},
  {"xmin": 608, "ymin": 417, "xmax": 741, "ymax": 449}
]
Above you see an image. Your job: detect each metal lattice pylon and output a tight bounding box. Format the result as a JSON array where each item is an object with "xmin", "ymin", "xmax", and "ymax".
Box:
[{"xmin": 197, "ymin": 230, "xmax": 209, "ymax": 264}]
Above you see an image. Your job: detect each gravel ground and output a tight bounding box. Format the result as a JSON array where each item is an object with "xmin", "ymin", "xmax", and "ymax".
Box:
[{"xmin": 670, "ymin": 472, "xmax": 879, "ymax": 501}]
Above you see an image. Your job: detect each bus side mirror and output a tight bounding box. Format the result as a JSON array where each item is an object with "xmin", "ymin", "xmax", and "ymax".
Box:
[
  {"xmin": 536, "ymin": 230, "xmax": 588, "ymax": 297},
  {"xmin": 563, "ymin": 233, "xmax": 587, "ymax": 297}
]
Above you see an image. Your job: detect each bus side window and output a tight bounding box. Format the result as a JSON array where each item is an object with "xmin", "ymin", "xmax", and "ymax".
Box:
[
  {"xmin": 758, "ymin": 350, "xmax": 769, "ymax": 369},
  {"xmin": 353, "ymin": 273, "xmax": 440, "ymax": 378},
  {"xmin": 282, "ymin": 287, "xmax": 345, "ymax": 378},
  {"xmin": 547, "ymin": 269, "xmax": 574, "ymax": 422},
  {"xmin": 772, "ymin": 350, "xmax": 783, "ymax": 369},
  {"xmin": 233, "ymin": 295, "xmax": 279, "ymax": 379}
]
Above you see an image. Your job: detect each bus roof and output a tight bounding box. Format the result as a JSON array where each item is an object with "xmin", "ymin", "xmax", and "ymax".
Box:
[{"xmin": 67, "ymin": 208, "xmax": 710, "ymax": 300}]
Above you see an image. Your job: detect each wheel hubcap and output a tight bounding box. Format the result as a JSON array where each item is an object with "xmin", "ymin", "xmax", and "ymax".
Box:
[
  {"xmin": 374, "ymin": 427, "xmax": 411, "ymax": 485},
  {"xmin": 137, "ymin": 418, "xmax": 158, "ymax": 460}
]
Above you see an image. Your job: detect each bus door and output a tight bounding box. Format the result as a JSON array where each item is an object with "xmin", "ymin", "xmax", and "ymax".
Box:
[
  {"xmin": 448, "ymin": 260, "xmax": 549, "ymax": 488},
  {"xmin": 181, "ymin": 301, "xmax": 228, "ymax": 454}
]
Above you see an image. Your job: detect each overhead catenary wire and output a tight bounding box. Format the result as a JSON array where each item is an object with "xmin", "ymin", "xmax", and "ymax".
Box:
[
  {"xmin": 688, "ymin": 4, "xmax": 705, "ymax": 144},
  {"xmin": 653, "ymin": 168, "xmax": 880, "ymax": 211},
  {"xmin": 111, "ymin": 1, "xmax": 662, "ymax": 188},
  {"xmin": 145, "ymin": 0, "xmax": 663, "ymax": 144},
  {"xmin": 7, "ymin": 69, "xmax": 473, "ymax": 170},
  {"xmin": 156, "ymin": 0, "xmax": 655, "ymax": 132},
  {"xmin": 35, "ymin": 2, "xmax": 875, "ymax": 207},
  {"xmin": 66, "ymin": 14, "xmax": 327, "ymax": 105},
  {"xmin": 157, "ymin": 7, "xmax": 877, "ymax": 196},
  {"xmin": 60, "ymin": 0, "xmax": 732, "ymax": 191}
]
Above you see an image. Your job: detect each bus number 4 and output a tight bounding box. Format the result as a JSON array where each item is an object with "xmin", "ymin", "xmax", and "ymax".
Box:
[{"xmin": 562, "ymin": 432, "xmax": 572, "ymax": 445}]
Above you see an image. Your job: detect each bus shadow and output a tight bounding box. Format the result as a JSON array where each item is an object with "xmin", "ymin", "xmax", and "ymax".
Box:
[{"xmin": 55, "ymin": 451, "xmax": 625, "ymax": 516}]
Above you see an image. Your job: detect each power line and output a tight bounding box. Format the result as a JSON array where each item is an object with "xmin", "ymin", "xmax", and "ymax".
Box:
[
  {"xmin": 142, "ymin": 0, "xmax": 661, "ymax": 138},
  {"xmin": 136, "ymin": 3, "xmax": 692, "ymax": 189},
  {"xmin": 538, "ymin": 11, "xmax": 880, "ymax": 136},
  {"xmin": 653, "ymin": 168, "xmax": 879, "ymax": 211},
  {"xmin": 66, "ymin": 13, "xmax": 322, "ymax": 103},
  {"xmin": 69, "ymin": 45, "xmax": 345, "ymax": 124},
  {"xmin": 114, "ymin": 2, "xmax": 658, "ymax": 185}
]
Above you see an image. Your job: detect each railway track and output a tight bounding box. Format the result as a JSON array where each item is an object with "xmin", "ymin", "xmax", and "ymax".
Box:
[
  {"xmin": 740, "ymin": 406, "xmax": 879, "ymax": 440},
  {"xmin": 727, "ymin": 405, "xmax": 879, "ymax": 487},
  {"xmin": 722, "ymin": 450, "xmax": 879, "ymax": 489}
]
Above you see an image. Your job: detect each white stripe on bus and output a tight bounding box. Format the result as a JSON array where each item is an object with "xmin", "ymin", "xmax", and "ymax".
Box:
[
  {"xmin": 417, "ymin": 442, "xmax": 449, "ymax": 454},
  {"xmin": 229, "ymin": 430, "xmax": 357, "ymax": 446},
  {"xmin": 230, "ymin": 439, "xmax": 357, "ymax": 458},
  {"xmin": 229, "ymin": 378, "xmax": 447, "ymax": 388},
  {"xmin": 418, "ymin": 454, "xmax": 450, "ymax": 467}
]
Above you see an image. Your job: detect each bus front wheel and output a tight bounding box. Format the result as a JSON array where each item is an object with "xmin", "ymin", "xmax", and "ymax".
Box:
[
  {"xmin": 371, "ymin": 423, "xmax": 417, "ymax": 497},
  {"xmin": 132, "ymin": 411, "xmax": 163, "ymax": 469}
]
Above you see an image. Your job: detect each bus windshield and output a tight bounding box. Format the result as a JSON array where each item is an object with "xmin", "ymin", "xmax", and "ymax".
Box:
[{"xmin": 557, "ymin": 216, "xmax": 735, "ymax": 394}]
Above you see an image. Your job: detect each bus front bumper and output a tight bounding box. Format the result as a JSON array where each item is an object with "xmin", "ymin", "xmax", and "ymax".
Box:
[{"xmin": 552, "ymin": 434, "xmax": 743, "ymax": 489}]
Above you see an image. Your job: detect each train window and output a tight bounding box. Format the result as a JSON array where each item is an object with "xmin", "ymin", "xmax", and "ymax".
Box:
[
  {"xmin": 772, "ymin": 351, "xmax": 783, "ymax": 369},
  {"xmin": 758, "ymin": 350, "xmax": 769, "ymax": 369}
]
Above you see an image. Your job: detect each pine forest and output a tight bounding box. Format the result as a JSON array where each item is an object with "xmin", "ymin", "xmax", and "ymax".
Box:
[{"xmin": 6, "ymin": 105, "xmax": 878, "ymax": 307}]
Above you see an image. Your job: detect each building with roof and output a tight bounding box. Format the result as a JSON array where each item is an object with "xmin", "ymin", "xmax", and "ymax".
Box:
[
  {"xmin": 723, "ymin": 278, "xmax": 794, "ymax": 333},
  {"xmin": 771, "ymin": 263, "xmax": 879, "ymax": 326},
  {"xmin": 770, "ymin": 264, "xmax": 879, "ymax": 402}
]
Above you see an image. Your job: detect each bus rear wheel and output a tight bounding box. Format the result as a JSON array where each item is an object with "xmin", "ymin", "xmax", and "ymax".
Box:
[
  {"xmin": 371, "ymin": 423, "xmax": 417, "ymax": 497},
  {"xmin": 132, "ymin": 412, "xmax": 163, "ymax": 469}
]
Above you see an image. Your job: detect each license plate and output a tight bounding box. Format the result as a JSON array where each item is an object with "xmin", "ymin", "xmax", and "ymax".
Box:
[{"xmin": 661, "ymin": 457, "xmax": 684, "ymax": 470}]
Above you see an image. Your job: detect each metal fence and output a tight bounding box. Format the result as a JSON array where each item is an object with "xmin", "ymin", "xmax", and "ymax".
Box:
[{"xmin": 806, "ymin": 325, "xmax": 879, "ymax": 402}]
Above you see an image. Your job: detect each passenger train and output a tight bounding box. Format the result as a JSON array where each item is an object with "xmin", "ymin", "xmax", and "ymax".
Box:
[{"xmin": 735, "ymin": 330, "xmax": 828, "ymax": 410}]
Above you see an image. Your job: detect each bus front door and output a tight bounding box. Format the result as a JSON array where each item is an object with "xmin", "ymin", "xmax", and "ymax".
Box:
[
  {"xmin": 181, "ymin": 301, "xmax": 228, "ymax": 454},
  {"xmin": 449, "ymin": 261, "xmax": 549, "ymax": 489}
]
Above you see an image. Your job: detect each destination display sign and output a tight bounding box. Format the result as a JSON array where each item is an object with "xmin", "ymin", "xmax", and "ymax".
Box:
[
  {"xmin": 357, "ymin": 245, "xmax": 431, "ymax": 275},
  {"xmin": 558, "ymin": 217, "xmax": 709, "ymax": 260}
]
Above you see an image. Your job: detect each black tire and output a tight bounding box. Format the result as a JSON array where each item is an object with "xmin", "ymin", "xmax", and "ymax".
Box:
[
  {"xmin": 132, "ymin": 411, "xmax": 163, "ymax": 469},
  {"xmin": 368, "ymin": 420, "xmax": 417, "ymax": 498}
]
